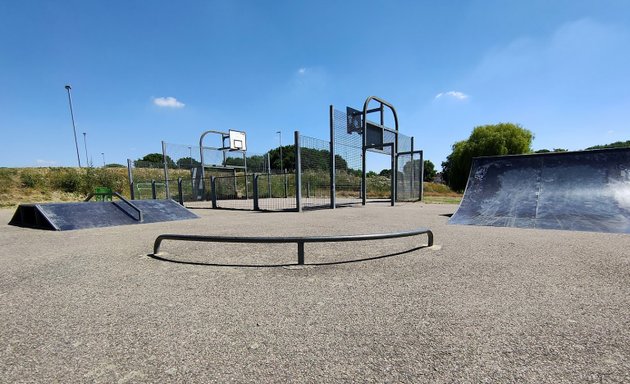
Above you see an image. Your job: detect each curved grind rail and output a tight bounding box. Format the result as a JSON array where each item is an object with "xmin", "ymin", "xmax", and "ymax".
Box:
[{"xmin": 153, "ymin": 228, "xmax": 434, "ymax": 265}]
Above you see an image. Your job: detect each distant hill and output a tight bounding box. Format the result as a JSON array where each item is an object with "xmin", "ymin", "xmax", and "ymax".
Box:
[{"xmin": 586, "ymin": 140, "xmax": 630, "ymax": 150}]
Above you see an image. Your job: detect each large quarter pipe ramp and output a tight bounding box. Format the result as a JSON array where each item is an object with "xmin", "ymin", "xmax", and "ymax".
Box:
[{"xmin": 449, "ymin": 148, "xmax": 630, "ymax": 233}]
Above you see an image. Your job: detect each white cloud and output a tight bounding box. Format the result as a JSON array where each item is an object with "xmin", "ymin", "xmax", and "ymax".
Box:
[
  {"xmin": 435, "ymin": 91, "xmax": 469, "ymax": 101},
  {"xmin": 153, "ymin": 96, "xmax": 185, "ymax": 108},
  {"xmin": 290, "ymin": 66, "xmax": 327, "ymax": 93}
]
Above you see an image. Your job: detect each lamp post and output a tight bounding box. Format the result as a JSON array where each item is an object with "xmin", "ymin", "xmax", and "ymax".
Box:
[
  {"xmin": 101, "ymin": 152, "xmax": 105, "ymax": 167},
  {"xmin": 276, "ymin": 131, "xmax": 283, "ymax": 172},
  {"xmin": 64, "ymin": 85, "xmax": 82, "ymax": 168},
  {"xmin": 82, "ymin": 132, "xmax": 89, "ymax": 167}
]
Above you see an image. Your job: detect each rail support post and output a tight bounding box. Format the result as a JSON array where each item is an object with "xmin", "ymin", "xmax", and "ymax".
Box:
[
  {"xmin": 211, "ymin": 176, "xmax": 217, "ymax": 209},
  {"xmin": 297, "ymin": 242, "xmax": 305, "ymax": 265},
  {"xmin": 177, "ymin": 177, "xmax": 184, "ymax": 205}
]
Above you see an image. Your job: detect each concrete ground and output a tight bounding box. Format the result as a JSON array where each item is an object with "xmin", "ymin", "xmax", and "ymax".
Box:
[{"xmin": 0, "ymin": 203, "xmax": 628, "ymax": 383}]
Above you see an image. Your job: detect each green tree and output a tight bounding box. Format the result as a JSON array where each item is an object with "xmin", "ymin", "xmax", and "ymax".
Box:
[
  {"xmin": 379, "ymin": 169, "xmax": 391, "ymax": 178},
  {"xmin": 135, "ymin": 153, "xmax": 176, "ymax": 168},
  {"xmin": 176, "ymin": 157, "xmax": 201, "ymax": 168},
  {"xmin": 442, "ymin": 123, "xmax": 534, "ymax": 191},
  {"xmin": 423, "ymin": 160, "xmax": 437, "ymax": 182},
  {"xmin": 534, "ymin": 148, "xmax": 568, "ymax": 153}
]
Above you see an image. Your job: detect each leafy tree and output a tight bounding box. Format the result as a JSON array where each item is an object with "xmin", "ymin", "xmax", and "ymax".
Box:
[
  {"xmin": 104, "ymin": 163, "xmax": 125, "ymax": 168},
  {"xmin": 442, "ymin": 123, "xmax": 534, "ymax": 191},
  {"xmin": 135, "ymin": 153, "xmax": 176, "ymax": 168},
  {"xmin": 366, "ymin": 171, "xmax": 377, "ymax": 178},
  {"xmin": 534, "ymin": 148, "xmax": 568, "ymax": 153},
  {"xmin": 176, "ymin": 157, "xmax": 201, "ymax": 168},
  {"xmin": 423, "ymin": 160, "xmax": 437, "ymax": 182},
  {"xmin": 379, "ymin": 169, "xmax": 391, "ymax": 178}
]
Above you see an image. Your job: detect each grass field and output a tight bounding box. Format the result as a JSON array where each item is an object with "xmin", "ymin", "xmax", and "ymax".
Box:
[{"xmin": 0, "ymin": 167, "xmax": 461, "ymax": 207}]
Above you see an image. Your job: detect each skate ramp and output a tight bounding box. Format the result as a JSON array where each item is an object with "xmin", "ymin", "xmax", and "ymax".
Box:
[
  {"xmin": 9, "ymin": 199, "xmax": 199, "ymax": 231},
  {"xmin": 449, "ymin": 148, "xmax": 630, "ymax": 233}
]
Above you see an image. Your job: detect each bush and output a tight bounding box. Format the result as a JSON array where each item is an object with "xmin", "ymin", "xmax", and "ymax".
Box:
[
  {"xmin": 19, "ymin": 170, "xmax": 46, "ymax": 189},
  {"xmin": 49, "ymin": 168, "xmax": 82, "ymax": 193}
]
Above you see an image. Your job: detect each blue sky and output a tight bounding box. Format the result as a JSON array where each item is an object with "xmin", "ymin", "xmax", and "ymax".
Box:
[{"xmin": 1, "ymin": 0, "xmax": 629, "ymax": 171}]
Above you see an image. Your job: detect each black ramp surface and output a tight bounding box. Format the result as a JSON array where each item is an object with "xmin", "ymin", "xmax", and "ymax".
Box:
[
  {"xmin": 9, "ymin": 199, "xmax": 198, "ymax": 231},
  {"xmin": 449, "ymin": 148, "xmax": 630, "ymax": 233}
]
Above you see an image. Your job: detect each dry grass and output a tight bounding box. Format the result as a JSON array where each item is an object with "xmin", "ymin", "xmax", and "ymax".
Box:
[{"xmin": 0, "ymin": 168, "xmax": 462, "ymax": 208}]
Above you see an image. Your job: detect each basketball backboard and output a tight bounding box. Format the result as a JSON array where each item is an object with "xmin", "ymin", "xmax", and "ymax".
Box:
[{"xmin": 228, "ymin": 129, "xmax": 247, "ymax": 151}]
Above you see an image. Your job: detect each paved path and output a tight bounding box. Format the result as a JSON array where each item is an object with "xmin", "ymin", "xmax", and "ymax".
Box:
[{"xmin": 0, "ymin": 203, "xmax": 628, "ymax": 383}]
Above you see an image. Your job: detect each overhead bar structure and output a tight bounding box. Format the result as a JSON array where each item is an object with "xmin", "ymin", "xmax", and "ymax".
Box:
[{"xmin": 361, "ymin": 96, "xmax": 399, "ymax": 206}]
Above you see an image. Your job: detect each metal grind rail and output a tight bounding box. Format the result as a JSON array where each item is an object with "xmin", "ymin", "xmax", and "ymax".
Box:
[
  {"xmin": 85, "ymin": 191, "xmax": 143, "ymax": 222},
  {"xmin": 152, "ymin": 228, "xmax": 434, "ymax": 265}
]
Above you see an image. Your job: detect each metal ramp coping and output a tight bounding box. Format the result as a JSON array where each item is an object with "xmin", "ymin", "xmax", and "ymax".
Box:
[{"xmin": 152, "ymin": 227, "xmax": 434, "ymax": 265}]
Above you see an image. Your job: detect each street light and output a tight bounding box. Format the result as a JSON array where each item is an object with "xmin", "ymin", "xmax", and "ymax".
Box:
[
  {"xmin": 64, "ymin": 85, "xmax": 82, "ymax": 168},
  {"xmin": 276, "ymin": 131, "xmax": 283, "ymax": 172},
  {"xmin": 101, "ymin": 152, "xmax": 105, "ymax": 167},
  {"xmin": 82, "ymin": 132, "xmax": 89, "ymax": 167}
]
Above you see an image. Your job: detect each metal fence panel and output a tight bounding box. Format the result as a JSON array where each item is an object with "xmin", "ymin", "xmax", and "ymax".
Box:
[
  {"xmin": 256, "ymin": 173, "xmax": 297, "ymax": 211},
  {"xmin": 300, "ymin": 135, "xmax": 331, "ymax": 209},
  {"xmin": 215, "ymin": 175, "xmax": 254, "ymax": 210}
]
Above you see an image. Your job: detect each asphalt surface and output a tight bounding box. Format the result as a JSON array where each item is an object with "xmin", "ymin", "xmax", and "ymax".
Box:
[{"xmin": 0, "ymin": 203, "xmax": 628, "ymax": 383}]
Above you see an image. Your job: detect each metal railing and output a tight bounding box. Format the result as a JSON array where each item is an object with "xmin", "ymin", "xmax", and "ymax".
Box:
[
  {"xmin": 84, "ymin": 191, "xmax": 143, "ymax": 222},
  {"xmin": 152, "ymin": 227, "xmax": 433, "ymax": 265}
]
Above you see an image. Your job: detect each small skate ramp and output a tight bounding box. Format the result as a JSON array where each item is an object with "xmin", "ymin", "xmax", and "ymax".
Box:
[
  {"xmin": 449, "ymin": 148, "xmax": 630, "ymax": 233},
  {"xmin": 9, "ymin": 199, "xmax": 199, "ymax": 231}
]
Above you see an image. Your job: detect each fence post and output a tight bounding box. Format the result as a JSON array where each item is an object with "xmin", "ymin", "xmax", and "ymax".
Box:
[
  {"xmin": 410, "ymin": 137, "xmax": 415, "ymax": 202},
  {"xmin": 295, "ymin": 131, "xmax": 302, "ymax": 212},
  {"xmin": 177, "ymin": 177, "xmax": 184, "ymax": 205},
  {"xmin": 244, "ymin": 167, "xmax": 249, "ymax": 200},
  {"xmin": 151, "ymin": 179, "xmax": 157, "ymax": 200},
  {"xmin": 162, "ymin": 141, "xmax": 170, "ymax": 199},
  {"xmin": 359, "ymin": 179, "xmax": 363, "ymax": 199},
  {"xmin": 127, "ymin": 158, "xmax": 135, "ymax": 200},
  {"xmin": 253, "ymin": 174, "xmax": 260, "ymax": 211},
  {"xmin": 391, "ymin": 149, "xmax": 395, "ymax": 206},
  {"xmin": 420, "ymin": 150, "xmax": 424, "ymax": 201},
  {"xmin": 329, "ymin": 104, "xmax": 336, "ymax": 209},
  {"xmin": 232, "ymin": 168, "xmax": 237, "ymax": 198},
  {"xmin": 211, "ymin": 176, "xmax": 217, "ymax": 209},
  {"xmin": 284, "ymin": 171, "xmax": 288, "ymax": 198}
]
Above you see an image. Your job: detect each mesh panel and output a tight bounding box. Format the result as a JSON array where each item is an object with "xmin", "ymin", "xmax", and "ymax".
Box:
[
  {"xmin": 397, "ymin": 152, "xmax": 422, "ymax": 201},
  {"xmin": 128, "ymin": 160, "xmax": 167, "ymax": 199},
  {"xmin": 332, "ymin": 108, "xmax": 422, "ymax": 202},
  {"xmin": 256, "ymin": 173, "xmax": 297, "ymax": 211},
  {"xmin": 215, "ymin": 175, "xmax": 254, "ymax": 210},
  {"xmin": 398, "ymin": 133, "xmax": 412, "ymax": 153},
  {"xmin": 332, "ymin": 109, "xmax": 362, "ymax": 204},
  {"xmin": 300, "ymin": 135, "xmax": 331, "ymax": 209}
]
